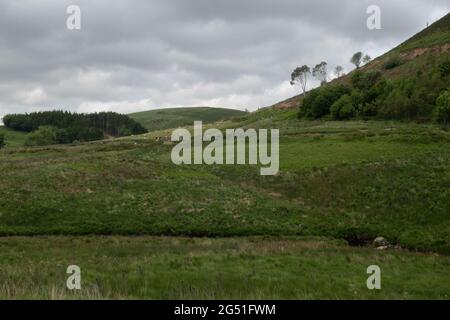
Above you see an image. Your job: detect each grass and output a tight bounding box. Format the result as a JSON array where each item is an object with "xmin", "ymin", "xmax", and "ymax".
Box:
[
  {"xmin": 0, "ymin": 118, "xmax": 449, "ymax": 254},
  {"xmin": 0, "ymin": 236, "xmax": 449, "ymax": 300},
  {"xmin": 0, "ymin": 126, "xmax": 27, "ymax": 147},
  {"xmin": 129, "ymin": 107, "xmax": 246, "ymax": 132}
]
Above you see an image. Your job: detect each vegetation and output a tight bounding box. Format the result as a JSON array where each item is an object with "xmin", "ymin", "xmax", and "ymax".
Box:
[
  {"xmin": 312, "ymin": 62, "xmax": 328, "ymax": 85},
  {"xmin": 3, "ymin": 111, "xmax": 147, "ymax": 144},
  {"xmin": 383, "ymin": 55, "xmax": 403, "ymax": 70},
  {"xmin": 0, "ymin": 236, "xmax": 449, "ymax": 299},
  {"xmin": 0, "ymin": 126, "xmax": 27, "ymax": 147},
  {"xmin": 299, "ymin": 85, "xmax": 351, "ymax": 118},
  {"xmin": 0, "ymin": 133, "xmax": 5, "ymax": 149},
  {"xmin": 290, "ymin": 65, "xmax": 311, "ymax": 98},
  {"xmin": 1, "ymin": 116, "xmax": 449, "ymax": 254},
  {"xmin": 434, "ymin": 89, "xmax": 450, "ymax": 126},
  {"xmin": 129, "ymin": 107, "xmax": 246, "ymax": 132}
]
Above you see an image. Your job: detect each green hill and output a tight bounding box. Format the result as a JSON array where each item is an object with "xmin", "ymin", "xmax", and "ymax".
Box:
[
  {"xmin": 271, "ymin": 13, "xmax": 450, "ymax": 110},
  {"xmin": 129, "ymin": 107, "xmax": 247, "ymax": 131},
  {"xmin": 0, "ymin": 126, "xmax": 27, "ymax": 147},
  {"xmin": 1, "ymin": 15, "xmax": 450, "ymax": 299}
]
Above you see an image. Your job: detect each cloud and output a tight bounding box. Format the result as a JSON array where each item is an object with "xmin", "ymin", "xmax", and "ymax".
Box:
[{"xmin": 0, "ymin": 0, "xmax": 448, "ymax": 121}]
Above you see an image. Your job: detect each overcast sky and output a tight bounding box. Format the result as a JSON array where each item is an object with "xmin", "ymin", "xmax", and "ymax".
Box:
[{"xmin": 0, "ymin": 0, "xmax": 448, "ymax": 120}]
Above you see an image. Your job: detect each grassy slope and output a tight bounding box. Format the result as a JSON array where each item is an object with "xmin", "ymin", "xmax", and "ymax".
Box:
[
  {"xmin": 1, "ymin": 110, "xmax": 449, "ymax": 299},
  {"xmin": 1, "ymin": 111, "xmax": 449, "ymax": 254},
  {"xmin": 129, "ymin": 107, "xmax": 246, "ymax": 131},
  {"xmin": 0, "ymin": 126, "xmax": 27, "ymax": 147}
]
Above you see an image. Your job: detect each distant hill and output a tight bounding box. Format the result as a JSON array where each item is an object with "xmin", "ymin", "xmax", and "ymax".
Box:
[
  {"xmin": 129, "ymin": 107, "xmax": 247, "ymax": 131},
  {"xmin": 270, "ymin": 12, "xmax": 450, "ymax": 110}
]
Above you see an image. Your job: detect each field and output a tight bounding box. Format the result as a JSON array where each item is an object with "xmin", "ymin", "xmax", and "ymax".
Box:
[
  {"xmin": 129, "ymin": 107, "xmax": 246, "ymax": 131},
  {"xmin": 1, "ymin": 236, "xmax": 449, "ymax": 300},
  {"xmin": 0, "ymin": 109, "xmax": 450, "ymax": 299}
]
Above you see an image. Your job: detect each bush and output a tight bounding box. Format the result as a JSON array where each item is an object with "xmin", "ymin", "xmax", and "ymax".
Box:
[
  {"xmin": 434, "ymin": 90, "xmax": 450, "ymax": 126},
  {"xmin": 331, "ymin": 95, "xmax": 355, "ymax": 120},
  {"xmin": 379, "ymin": 88, "xmax": 420, "ymax": 120},
  {"xmin": 384, "ymin": 56, "xmax": 403, "ymax": 70},
  {"xmin": 0, "ymin": 133, "xmax": 5, "ymax": 149},
  {"xmin": 438, "ymin": 60, "xmax": 450, "ymax": 78},
  {"xmin": 351, "ymin": 70, "xmax": 382, "ymax": 91},
  {"xmin": 300, "ymin": 85, "xmax": 351, "ymax": 119},
  {"xmin": 24, "ymin": 126, "xmax": 57, "ymax": 147}
]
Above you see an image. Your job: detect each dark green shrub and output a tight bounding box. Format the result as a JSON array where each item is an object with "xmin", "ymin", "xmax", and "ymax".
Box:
[
  {"xmin": 300, "ymin": 85, "xmax": 351, "ymax": 119},
  {"xmin": 434, "ymin": 90, "xmax": 450, "ymax": 126},
  {"xmin": 24, "ymin": 126, "xmax": 57, "ymax": 147},
  {"xmin": 0, "ymin": 133, "xmax": 5, "ymax": 149},
  {"xmin": 383, "ymin": 55, "xmax": 403, "ymax": 70},
  {"xmin": 331, "ymin": 95, "xmax": 355, "ymax": 120},
  {"xmin": 351, "ymin": 70, "xmax": 382, "ymax": 91},
  {"xmin": 438, "ymin": 60, "xmax": 450, "ymax": 78},
  {"xmin": 360, "ymin": 102, "xmax": 379, "ymax": 117}
]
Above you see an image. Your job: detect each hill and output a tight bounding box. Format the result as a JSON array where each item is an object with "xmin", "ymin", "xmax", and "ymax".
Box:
[
  {"xmin": 270, "ymin": 13, "xmax": 450, "ymax": 110},
  {"xmin": 0, "ymin": 126, "xmax": 27, "ymax": 147},
  {"xmin": 129, "ymin": 107, "xmax": 247, "ymax": 131},
  {"xmin": 1, "ymin": 113, "xmax": 450, "ymax": 298},
  {"xmin": 1, "ymin": 15, "xmax": 450, "ymax": 300}
]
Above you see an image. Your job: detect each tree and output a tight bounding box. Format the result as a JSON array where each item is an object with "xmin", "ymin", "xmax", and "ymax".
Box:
[
  {"xmin": 363, "ymin": 55, "xmax": 372, "ymax": 65},
  {"xmin": 313, "ymin": 61, "xmax": 328, "ymax": 85},
  {"xmin": 0, "ymin": 133, "xmax": 5, "ymax": 149},
  {"xmin": 351, "ymin": 52, "xmax": 363, "ymax": 69},
  {"xmin": 24, "ymin": 126, "xmax": 57, "ymax": 147},
  {"xmin": 331, "ymin": 94, "xmax": 355, "ymax": 120},
  {"xmin": 434, "ymin": 90, "xmax": 450, "ymax": 126},
  {"xmin": 290, "ymin": 65, "xmax": 311, "ymax": 99},
  {"xmin": 334, "ymin": 65, "xmax": 344, "ymax": 78},
  {"xmin": 300, "ymin": 84, "xmax": 351, "ymax": 119}
]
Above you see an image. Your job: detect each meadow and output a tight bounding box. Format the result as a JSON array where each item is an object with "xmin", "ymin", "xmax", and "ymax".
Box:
[
  {"xmin": 1, "ymin": 109, "xmax": 449, "ymax": 299},
  {"xmin": 0, "ymin": 236, "xmax": 449, "ymax": 299}
]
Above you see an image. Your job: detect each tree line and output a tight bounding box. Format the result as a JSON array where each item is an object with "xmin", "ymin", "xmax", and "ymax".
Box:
[
  {"xmin": 2, "ymin": 110, "xmax": 148, "ymax": 145},
  {"xmin": 290, "ymin": 51, "xmax": 450, "ymax": 125}
]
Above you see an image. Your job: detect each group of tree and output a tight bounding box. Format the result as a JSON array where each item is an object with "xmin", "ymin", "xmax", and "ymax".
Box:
[
  {"xmin": 296, "ymin": 53, "xmax": 450, "ymax": 125},
  {"xmin": 290, "ymin": 52, "xmax": 372, "ymax": 99},
  {"xmin": 3, "ymin": 110, "xmax": 148, "ymax": 146},
  {"xmin": 350, "ymin": 51, "xmax": 372, "ymax": 69}
]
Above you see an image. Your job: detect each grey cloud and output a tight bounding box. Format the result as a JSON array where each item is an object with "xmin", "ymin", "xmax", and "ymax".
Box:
[{"xmin": 0, "ymin": 0, "xmax": 448, "ymax": 121}]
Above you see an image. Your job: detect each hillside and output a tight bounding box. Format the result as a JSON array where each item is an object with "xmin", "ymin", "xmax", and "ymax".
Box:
[
  {"xmin": 0, "ymin": 126, "xmax": 27, "ymax": 147},
  {"xmin": 270, "ymin": 12, "xmax": 450, "ymax": 110},
  {"xmin": 1, "ymin": 13, "xmax": 450, "ymax": 300},
  {"xmin": 1, "ymin": 111, "xmax": 450, "ymax": 300},
  {"xmin": 129, "ymin": 107, "xmax": 246, "ymax": 131}
]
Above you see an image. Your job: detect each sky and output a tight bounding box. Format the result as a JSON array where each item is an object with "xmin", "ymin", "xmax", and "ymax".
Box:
[{"xmin": 0, "ymin": 0, "xmax": 448, "ymax": 120}]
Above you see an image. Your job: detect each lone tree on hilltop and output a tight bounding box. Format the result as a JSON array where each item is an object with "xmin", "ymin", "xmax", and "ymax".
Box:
[
  {"xmin": 334, "ymin": 65, "xmax": 344, "ymax": 78},
  {"xmin": 351, "ymin": 51, "xmax": 363, "ymax": 69},
  {"xmin": 363, "ymin": 54, "xmax": 372, "ymax": 65},
  {"xmin": 290, "ymin": 65, "xmax": 311, "ymax": 99},
  {"xmin": 313, "ymin": 61, "xmax": 328, "ymax": 85}
]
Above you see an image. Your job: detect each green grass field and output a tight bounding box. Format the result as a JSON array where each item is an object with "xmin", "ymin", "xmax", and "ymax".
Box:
[
  {"xmin": 129, "ymin": 107, "xmax": 246, "ymax": 132},
  {"xmin": 1, "ymin": 112, "xmax": 449, "ymax": 299},
  {"xmin": 1, "ymin": 236, "xmax": 449, "ymax": 299}
]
